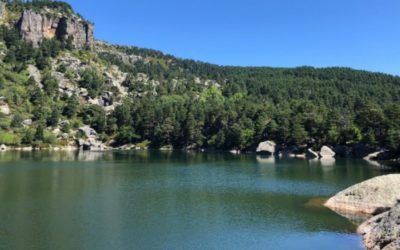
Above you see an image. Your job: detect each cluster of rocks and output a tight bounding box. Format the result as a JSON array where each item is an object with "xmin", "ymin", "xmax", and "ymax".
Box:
[
  {"xmin": 256, "ymin": 140, "xmax": 336, "ymax": 159},
  {"xmin": 325, "ymin": 174, "xmax": 400, "ymax": 249},
  {"xmin": 76, "ymin": 125, "xmax": 108, "ymax": 151},
  {"xmin": 18, "ymin": 9, "xmax": 93, "ymax": 48}
]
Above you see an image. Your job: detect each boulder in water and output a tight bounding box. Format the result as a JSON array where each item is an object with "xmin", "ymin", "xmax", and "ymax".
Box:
[
  {"xmin": 319, "ymin": 146, "xmax": 335, "ymax": 159},
  {"xmin": 325, "ymin": 174, "xmax": 400, "ymax": 215},
  {"xmin": 256, "ymin": 141, "xmax": 276, "ymax": 154}
]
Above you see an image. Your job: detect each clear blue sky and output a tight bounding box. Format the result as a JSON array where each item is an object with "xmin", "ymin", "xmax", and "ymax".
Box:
[{"xmin": 66, "ymin": 0, "xmax": 400, "ymax": 75}]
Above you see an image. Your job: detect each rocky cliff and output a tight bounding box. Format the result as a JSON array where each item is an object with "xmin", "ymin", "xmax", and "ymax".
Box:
[{"xmin": 17, "ymin": 9, "xmax": 93, "ymax": 48}]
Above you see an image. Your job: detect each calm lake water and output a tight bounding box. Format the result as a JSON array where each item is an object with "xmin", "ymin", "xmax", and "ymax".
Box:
[{"xmin": 0, "ymin": 151, "xmax": 384, "ymax": 250}]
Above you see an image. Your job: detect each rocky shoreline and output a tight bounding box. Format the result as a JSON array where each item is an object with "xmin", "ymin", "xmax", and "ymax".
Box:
[
  {"xmin": 325, "ymin": 174, "xmax": 400, "ymax": 249},
  {"xmin": 0, "ymin": 138, "xmax": 398, "ymax": 166}
]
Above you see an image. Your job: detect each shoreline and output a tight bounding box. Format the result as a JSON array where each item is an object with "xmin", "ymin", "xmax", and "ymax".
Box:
[{"xmin": 0, "ymin": 145, "xmax": 398, "ymax": 169}]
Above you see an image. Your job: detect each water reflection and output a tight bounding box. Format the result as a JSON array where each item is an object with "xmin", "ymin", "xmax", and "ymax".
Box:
[{"xmin": 0, "ymin": 151, "xmax": 383, "ymax": 249}]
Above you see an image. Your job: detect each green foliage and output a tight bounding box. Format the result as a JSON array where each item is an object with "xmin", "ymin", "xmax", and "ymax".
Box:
[
  {"xmin": 0, "ymin": 2, "xmax": 399, "ymax": 153},
  {"xmin": 78, "ymin": 68, "xmax": 105, "ymax": 98},
  {"xmin": 0, "ymin": 131, "xmax": 21, "ymax": 145},
  {"xmin": 5, "ymin": 0, "xmax": 75, "ymax": 15}
]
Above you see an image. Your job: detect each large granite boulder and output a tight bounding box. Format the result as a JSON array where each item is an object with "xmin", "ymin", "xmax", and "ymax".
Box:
[
  {"xmin": 18, "ymin": 10, "xmax": 93, "ymax": 48},
  {"xmin": 357, "ymin": 204, "xmax": 400, "ymax": 250},
  {"xmin": 319, "ymin": 146, "xmax": 335, "ymax": 158},
  {"xmin": 256, "ymin": 141, "xmax": 276, "ymax": 154},
  {"xmin": 325, "ymin": 174, "xmax": 400, "ymax": 215}
]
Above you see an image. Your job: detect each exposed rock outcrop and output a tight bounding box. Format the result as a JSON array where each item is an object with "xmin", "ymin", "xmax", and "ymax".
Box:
[
  {"xmin": 77, "ymin": 138, "xmax": 107, "ymax": 152},
  {"xmin": 256, "ymin": 141, "xmax": 276, "ymax": 154},
  {"xmin": 325, "ymin": 174, "xmax": 400, "ymax": 215},
  {"xmin": 18, "ymin": 10, "xmax": 93, "ymax": 48},
  {"xmin": 78, "ymin": 125, "xmax": 97, "ymax": 138},
  {"xmin": 357, "ymin": 204, "xmax": 400, "ymax": 250},
  {"xmin": 319, "ymin": 145, "xmax": 335, "ymax": 159},
  {"xmin": 57, "ymin": 16, "xmax": 93, "ymax": 48},
  {"xmin": 0, "ymin": 97, "xmax": 10, "ymax": 115},
  {"xmin": 0, "ymin": 1, "xmax": 6, "ymax": 20},
  {"xmin": 22, "ymin": 119, "xmax": 33, "ymax": 126}
]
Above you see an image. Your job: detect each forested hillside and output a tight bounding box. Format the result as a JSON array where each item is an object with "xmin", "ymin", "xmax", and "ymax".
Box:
[{"xmin": 0, "ymin": 0, "xmax": 399, "ymax": 156}]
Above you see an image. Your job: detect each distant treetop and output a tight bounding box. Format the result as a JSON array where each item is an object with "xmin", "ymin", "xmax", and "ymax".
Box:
[{"xmin": 5, "ymin": 0, "xmax": 75, "ymax": 15}]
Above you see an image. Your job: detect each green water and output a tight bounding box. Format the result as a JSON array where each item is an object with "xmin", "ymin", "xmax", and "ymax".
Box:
[{"xmin": 0, "ymin": 151, "xmax": 383, "ymax": 250}]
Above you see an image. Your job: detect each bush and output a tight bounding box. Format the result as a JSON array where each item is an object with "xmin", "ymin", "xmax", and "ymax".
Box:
[{"xmin": 0, "ymin": 131, "xmax": 21, "ymax": 145}]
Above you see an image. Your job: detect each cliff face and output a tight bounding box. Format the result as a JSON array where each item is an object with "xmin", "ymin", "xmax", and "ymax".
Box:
[{"xmin": 18, "ymin": 10, "xmax": 93, "ymax": 48}]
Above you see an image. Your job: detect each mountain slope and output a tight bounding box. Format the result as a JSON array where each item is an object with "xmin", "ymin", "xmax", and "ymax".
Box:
[{"xmin": 0, "ymin": 0, "xmax": 399, "ymax": 157}]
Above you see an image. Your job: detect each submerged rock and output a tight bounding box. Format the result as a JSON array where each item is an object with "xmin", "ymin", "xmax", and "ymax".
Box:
[
  {"xmin": 325, "ymin": 174, "xmax": 400, "ymax": 215},
  {"xmin": 256, "ymin": 141, "xmax": 276, "ymax": 154},
  {"xmin": 357, "ymin": 204, "xmax": 400, "ymax": 250}
]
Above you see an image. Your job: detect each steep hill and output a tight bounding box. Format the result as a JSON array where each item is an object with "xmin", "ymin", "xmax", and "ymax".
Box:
[{"xmin": 0, "ymin": 0, "xmax": 399, "ymax": 158}]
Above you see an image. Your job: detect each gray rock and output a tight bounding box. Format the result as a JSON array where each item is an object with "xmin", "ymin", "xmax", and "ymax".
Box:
[
  {"xmin": 57, "ymin": 17, "xmax": 93, "ymax": 49},
  {"xmin": 358, "ymin": 204, "xmax": 400, "ymax": 250},
  {"xmin": 79, "ymin": 88, "xmax": 89, "ymax": 97},
  {"xmin": 325, "ymin": 174, "xmax": 400, "ymax": 215},
  {"xmin": 78, "ymin": 125, "xmax": 97, "ymax": 137},
  {"xmin": 77, "ymin": 137, "xmax": 106, "ymax": 151},
  {"xmin": 101, "ymin": 92, "xmax": 113, "ymax": 106},
  {"xmin": 0, "ymin": 2, "xmax": 6, "ymax": 20},
  {"xmin": 0, "ymin": 102, "xmax": 10, "ymax": 115},
  {"xmin": 18, "ymin": 10, "xmax": 93, "ymax": 48},
  {"xmin": 256, "ymin": 141, "xmax": 276, "ymax": 154},
  {"xmin": 319, "ymin": 146, "xmax": 335, "ymax": 158},
  {"xmin": 59, "ymin": 120, "xmax": 70, "ymax": 126},
  {"xmin": 306, "ymin": 148, "xmax": 319, "ymax": 159},
  {"xmin": 22, "ymin": 119, "xmax": 33, "ymax": 126},
  {"xmin": 27, "ymin": 65, "xmax": 42, "ymax": 88},
  {"xmin": 0, "ymin": 144, "xmax": 7, "ymax": 151}
]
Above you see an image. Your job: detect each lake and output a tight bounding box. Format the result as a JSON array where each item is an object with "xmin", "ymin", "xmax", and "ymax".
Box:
[{"xmin": 0, "ymin": 151, "xmax": 383, "ymax": 249}]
